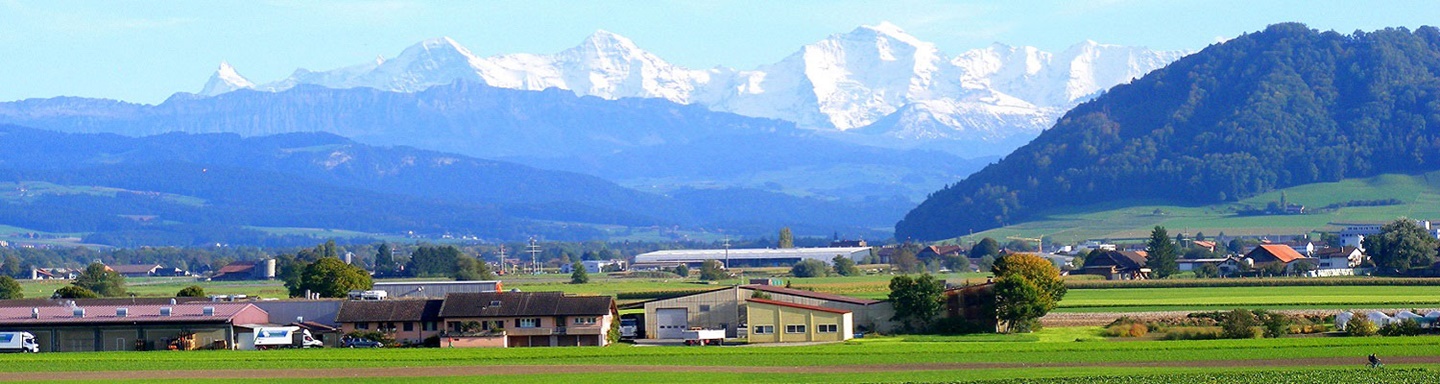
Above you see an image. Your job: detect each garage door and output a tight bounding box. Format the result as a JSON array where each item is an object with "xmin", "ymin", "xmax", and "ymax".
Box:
[{"xmin": 656, "ymin": 308, "xmax": 688, "ymax": 339}]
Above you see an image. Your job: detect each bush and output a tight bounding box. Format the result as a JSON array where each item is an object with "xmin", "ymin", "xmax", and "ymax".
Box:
[
  {"xmin": 1259, "ymin": 311, "xmax": 1291, "ymax": 338},
  {"xmin": 1221, "ymin": 309, "xmax": 1260, "ymax": 339},
  {"xmin": 345, "ymin": 330, "xmax": 395, "ymax": 346},
  {"xmin": 1161, "ymin": 326, "xmax": 1224, "ymax": 340},
  {"xmin": 1347, "ymin": 316, "xmax": 1378, "ymax": 336},
  {"xmin": 1379, "ymin": 318, "xmax": 1424, "ymax": 336},
  {"xmin": 1102, "ymin": 323, "xmax": 1149, "ymax": 337},
  {"xmin": 790, "ymin": 259, "xmax": 830, "ymax": 278},
  {"xmin": 176, "ymin": 285, "xmax": 206, "ymax": 297}
]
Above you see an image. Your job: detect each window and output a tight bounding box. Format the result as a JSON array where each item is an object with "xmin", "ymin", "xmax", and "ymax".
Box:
[
  {"xmin": 357, "ymin": 322, "xmax": 369, "ymax": 330},
  {"xmin": 818, "ymin": 324, "xmax": 838, "ymax": 333},
  {"xmin": 403, "ymin": 322, "xmax": 414, "ymax": 332},
  {"xmin": 753, "ymin": 325, "xmax": 774, "ymax": 334},
  {"xmin": 424, "ymin": 322, "xmax": 438, "ymax": 331},
  {"xmin": 573, "ymin": 317, "xmax": 597, "ymax": 325},
  {"xmin": 785, "ymin": 324, "xmax": 806, "ymax": 334},
  {"xmin": 518, "ymin": 318, "xmax": 541, "ymax": 328},
  {"xmin": 698, "ymin": 304, "xmax": 711, "ymax": 312},
  {"xmin": 447, "ymin": 322, "xmax": 460, "ymax": 332}
]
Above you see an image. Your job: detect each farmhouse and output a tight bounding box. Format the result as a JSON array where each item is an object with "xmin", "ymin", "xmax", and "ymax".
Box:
[
  {"xmin": 1243, "ymin": 244, "xmax": 1308, "ymax": 273},
  {"xmin": 1077, "ymin": 250, "xmax": 1150, "ymax": 280},
  {"xmin": 638, "ymin": 283, "xmax": 895, "ymax": 340},
  {"xmin": 335, "ymin": 299, "xmax": 443, "ymax": 346},
  {"xmin": 438, "ymin": 292, "xmax": 616, "ymax": 347},
  {"xmin": 632, "ymin": 247, "xmax": 870, "ymax": 269},
  {"xmin": 0, "ymin": 299, "xmax": 268, "ymax": 352},
  {"xmin": 210, "ymin": 259, "xmax": 276, "ymax": 280},
  {"xmin": 1310, "ymin": 246, "xmax": 1365, "ymax": 277},
  {"xmin": 106, "ymin": 264, "xmax": 163, "ymax": 278},
  {"xmin": 745, "ymin": 298, "xmax": 853, "ymax": 343}
]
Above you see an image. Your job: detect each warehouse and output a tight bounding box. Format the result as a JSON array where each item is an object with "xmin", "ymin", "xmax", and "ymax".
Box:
[
  {"xmin": 0, "ymin": 301, "xmax": 269, "ymax": 352},
  {"xmin": 637, "ymin": 282, "xmax": 895, "ymax": 339},
  {"xmin": 632, "ymin": 247, "xmax": 870, "ymax": 269},
  {"xmin": 370, "ymin": 280, "xmax": 504, "ymax": 299},
  {"xmin": 746, "ymin": 298, "xmax": 853, "ymax": 343}
]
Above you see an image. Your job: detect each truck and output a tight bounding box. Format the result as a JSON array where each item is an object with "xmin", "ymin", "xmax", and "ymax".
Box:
[
  {"xmin": 619, "ymin": 318, "xmax": 639, "ymax": 340},
  {"xmin": 253, "ymin": 326, "xmax": 323, "ymax": 349},
  {"xmin": 0, "ymin": 332, "xmax": 39, "ymax": 353},
  {"xmin": 680, "ymin": 328, "xmax": 725, "ymax": 346}
]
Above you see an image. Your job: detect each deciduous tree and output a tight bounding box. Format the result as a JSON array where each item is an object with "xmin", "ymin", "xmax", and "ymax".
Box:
[
  {"xmin": 887, "ymin": 274, "xmax": 944, "ymax": 332},
  {"xmin": 832, "ymin": 255, "xmax": 861, "ymax": 276},
  {"xmin": 699, "ymin": 259, "xmax": 727, "ymax": 281},
  {"xmin": 296, "ymin": 257, "xmax": 373, "ymax": 298},
  {"xmin": 0, "ymin": 276, "xmax": 22, "ymax": 300},
  {"xmin": 991, "ymin": 254, "xmax": 1066, "ymax": 332},
  {"xmin": 791, "ymin": 259, "xmax": 829, "ymax": 278},
  {"xmin": 778, "ymin": 227, "xmax": 794, "ymax": 249},
  {"xmin": 1364, "ymin": 218, "xmax": 1440, "ymax": 274},
  {"xmin": 176, "ymin": 285, "xmax": 206, "ymax": 297},
  {"xmin": 74, "ymin": 263, "xmax": 126, "ymax": 297}
]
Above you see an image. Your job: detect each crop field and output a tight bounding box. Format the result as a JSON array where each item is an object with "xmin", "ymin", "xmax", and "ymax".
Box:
[
  {"xmin": 3, "ymin": 329, "xmax": 1440, "ymax": 382},
  {"xmin": 956, "ymin": 171, "xmax": 1440, "ymax": 244},
  {"xmin": 1057, "ymin": 285, "xmax": 1440, "ymax": 312}
]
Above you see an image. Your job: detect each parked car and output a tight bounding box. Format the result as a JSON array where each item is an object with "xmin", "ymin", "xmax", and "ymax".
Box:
[{"xmin": 344, "ymin": 337, "xmax": 384, "ymax": 348}]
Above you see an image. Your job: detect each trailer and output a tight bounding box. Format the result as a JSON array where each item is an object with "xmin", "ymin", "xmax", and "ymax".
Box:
[
  {"xmin": 681, "ymin": 329, "xmax": 725, "ymax": 346},
  {"xmin": 0, "ymin": 332, "xmax": 39, "ymax": 353},
  {"xmin": 253, "ymin": 326, "xmax": 323, "ymax": 349}
]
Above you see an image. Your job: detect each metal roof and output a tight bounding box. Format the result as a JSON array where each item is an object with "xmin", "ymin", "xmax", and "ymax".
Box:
[
  {"xmin": 0, "ymin": 303, "xmax": 260, "ymax": 325},
  {"xmin": 633, "ymin": 247, "xmax": 870, "ymax": 264}
]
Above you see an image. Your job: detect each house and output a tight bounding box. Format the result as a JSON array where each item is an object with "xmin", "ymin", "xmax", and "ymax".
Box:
[
  {"xmin": 30, "ymin": 268, "xmax": 56, "ymax": 280},
  {"xmin": 438, "ymin": 292, "xmax": 616, "ymax": 347},
  {"xmin": 335, "ymin": 299, "xmax": 444, "ymax": 346},
  {"xmin": 745, "ymin": 298, "xmax": 853, "ymax": 343},
  {"xmin": 916, "ymin": 245, "xmax": 963, "ymax": 261},
  {"xmin": 0, "ymin": 300, "xmax": 269, "ymax": 352},
  {"xmin": 1191, "ymin": 241, "xmax": 1217, "ymax": 253},
  {"xmin": 107, "ymin": 264, "xmax": 163, "ymax": 278},
  {"xmin": 1177, "ymin": 258, "xmax": 1229, "ymax": 272},
  {"xmin": 210, "ymin": 260, "xmax": 275, "ymax": 280},
  {"xmin": 636, "ymin": 283, "xmax": 895, "ymax": 339},
  {"xmin": 1311, "ymin": 246, "xmax": 1365, "ymax": 277},
  {"xmin": 1242, "ymin": 244, "xmax": 1309, "ymax": 274},
  {"xmin": 1076, "ymin": 250, "xmax": 1150, "ymax": 280}
]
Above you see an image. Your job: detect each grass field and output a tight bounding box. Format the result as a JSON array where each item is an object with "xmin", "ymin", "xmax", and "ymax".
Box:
[
  {"xmin": 1057, "ymin": 285, "xmax": 1440, "ymax": 312},
  {"xmin": 3, "ymin": 328, "xmax": 1440, "ymax": 382},
  {"xmin": 955, "ymin": 171, "xmax": 1440, "ymax": 244}
]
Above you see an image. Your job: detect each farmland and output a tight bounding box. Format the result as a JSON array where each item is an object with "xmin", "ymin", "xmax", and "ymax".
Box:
[
  {"xmin": 2, "ymin": 329, "xmax": 1440, "ymax": 382},
  {"xmin": 955, "ymin": 171, "xmax": 1440, "ymax": 244}
]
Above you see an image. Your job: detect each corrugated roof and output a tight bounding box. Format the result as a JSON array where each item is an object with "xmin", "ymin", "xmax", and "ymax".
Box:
[
  {"xmin": 107, "ymin": 264, "xmax": 162, "ymax": 274},
  {"xmin": 0, "ymin": 303, "xmax": 259, "ymax": 325},
  {"xmin": 1250, "ymin": 244, "xmax": 1307, "ymax": 263},
  {"xmin": 439, "ymin": 292, "xmax": 612, "ymax": 318},
  {"xmin": 634, "ymin": 247, "xmax": 870, "ymax": 263},
  {"xmin": 743, "ymin": 284, "xmax": 880, "ymax": 305},
  {"xmin": 335, "ymin": 299, "xmax": 443, "ymax": 323},
  {"xmin": 747, "ymin": 298, "xmax": 851, "ymax": 314}
]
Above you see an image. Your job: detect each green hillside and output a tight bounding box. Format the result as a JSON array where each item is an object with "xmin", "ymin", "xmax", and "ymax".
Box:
[{"xmin": 954, "ymin": 171, "xmax": 1440, "ymax": 244}]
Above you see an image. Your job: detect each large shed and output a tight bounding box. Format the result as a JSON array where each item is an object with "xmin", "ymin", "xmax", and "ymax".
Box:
[
  {"xmin": 632, "ymin": 247, "xmax": 871, "ymax": 269},
  {"xmin": 0, "ymin": 301, "xmax": 268, "ymax": 352},
  {"xmin": 638, "ymin": 283, "xmax": 894, "ymax": 339}
]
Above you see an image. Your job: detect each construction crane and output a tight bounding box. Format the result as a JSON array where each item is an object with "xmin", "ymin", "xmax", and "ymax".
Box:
[{"xmin": 1006, "ymin": 235, "xmax": 1046, "ymax": 254}]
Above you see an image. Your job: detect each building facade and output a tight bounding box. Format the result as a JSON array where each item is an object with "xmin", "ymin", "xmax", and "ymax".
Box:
[{"xmin": 745, "ymin": 298, "xmax": 853, "ymax": 343}]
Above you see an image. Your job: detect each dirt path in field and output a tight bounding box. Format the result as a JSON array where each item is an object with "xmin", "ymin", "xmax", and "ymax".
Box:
[{"xmin": 16, "ymin": 356, "xmax": 1440, "ymax": 381}]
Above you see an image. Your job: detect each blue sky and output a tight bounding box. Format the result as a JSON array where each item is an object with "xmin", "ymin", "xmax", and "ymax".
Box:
[{"xmin": 3, "ymin": 0, "xmax": 1439, "ymax": 104}]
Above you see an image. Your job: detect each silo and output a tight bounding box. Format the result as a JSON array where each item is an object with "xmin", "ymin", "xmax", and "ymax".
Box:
[{"xmin": 264, "ymin": 259, "xmax": 277, "ymax": 279}]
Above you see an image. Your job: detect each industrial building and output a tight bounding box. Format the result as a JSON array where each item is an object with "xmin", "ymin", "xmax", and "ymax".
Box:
[
  {"xmin": 636, "ymin": 283, "xmax": 894, "ymax": 339},
  {"xmin": 0, "ymin": 300, "xmax": 268, "ymax": 352},
  {"xmin": 370, "ymin": 280, "xmax": 503, "ymax": 299},
  {"xmin": 210, "ymin": 259, "xmax": 277, "ymax": 280},
  {"xmin": 745, "ymin": 298, "xmax": 853, "ymax": 343},
  {"xmin": 632, "ymin": 247, "xmax": 871, "ymax": 269}
]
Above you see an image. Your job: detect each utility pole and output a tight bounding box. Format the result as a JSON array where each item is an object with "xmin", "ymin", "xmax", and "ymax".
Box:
[
  {"xmin": 723, "ymin": 237, "xmax": 731, "ymax": 270},
  {"xmin": 496, "ymin": 244, "xmax": 507, "ymax": 275},
  {"xmin": 526, "ymin": 237, "xmax": 541, "ymax": 275}
]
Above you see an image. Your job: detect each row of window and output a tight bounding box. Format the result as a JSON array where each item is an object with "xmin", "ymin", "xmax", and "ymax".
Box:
[
  {"xmin": 752, "ymin": 324, "xmax": 839, "ymax": 334},
  {"xmin": 355, "ymin": 321, "xmax": 439, "ymax": 331}
]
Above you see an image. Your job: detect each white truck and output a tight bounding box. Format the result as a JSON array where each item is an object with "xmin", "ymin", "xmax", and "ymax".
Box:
[
  {"xmin": 619, "ymin": 318, "xmax": 639, "ymax": 340},
  {"xmin": 253, "ymin": 327, "xmax": 323, "ymax": 349},
  {"xmin": 0, "ymin": 332, "xmax": 39, "ymax": 353},
  {"xmin": 681, "ymin": 329, "xmax": 725, "ymax": 346}
]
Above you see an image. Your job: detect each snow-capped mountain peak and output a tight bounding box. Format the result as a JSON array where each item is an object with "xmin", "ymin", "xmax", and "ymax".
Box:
[
  {"xmin": 198, "ymin": 61, "xmax": 255, "ymax": 96},
  {"xmin": 200, "ymin": 24, "xmax": 1189, "ymax": 156}
]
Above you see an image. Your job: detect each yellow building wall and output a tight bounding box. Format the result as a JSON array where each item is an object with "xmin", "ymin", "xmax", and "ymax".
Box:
[{"xmin": 746, "ymin": 302, "xmax": 852, "ymax": 343}]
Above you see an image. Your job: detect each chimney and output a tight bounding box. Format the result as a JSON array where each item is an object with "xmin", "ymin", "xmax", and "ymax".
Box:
[
  {"xmin": 169, "ymin": 298, "xmax": 177, "ymax": 305},
  {"xmin": 116, "ymin": 308, "xmax": 128, "ymax": 317},
  {"xmin": 30, "ymin": 308, "xmax": 38, "ymax": 319}
]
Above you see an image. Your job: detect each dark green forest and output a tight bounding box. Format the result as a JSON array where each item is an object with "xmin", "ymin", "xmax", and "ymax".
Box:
[{"xmin": 897, "ymin": 23, "xmax": 1440, "ymax": 241}]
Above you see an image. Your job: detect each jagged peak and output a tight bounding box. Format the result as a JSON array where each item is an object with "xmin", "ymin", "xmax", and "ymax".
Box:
[
  {"xmin": 849, "ymin": 21, "xmax": 927, "ymax": 47},
  {"xmin": 576, "ymin": 29, "xmax": 644, "ymax": 53}
]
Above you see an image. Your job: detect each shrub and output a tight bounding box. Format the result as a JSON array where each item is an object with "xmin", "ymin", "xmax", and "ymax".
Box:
[
  {"xmin": 1221, "ymin": 309, "xmax": 1260, "ymax": 339},
  {"xmin": 345, "ymin": 330, "xmax": 395, "ymax": 346},
  {"xmin": 1379, "ymin": 318, "xmax": 1424, "ymax": 336},
  {"xmin": 1347, "ymin": 316, "xmax": 1378, "ymax": 336},
  {"xmin": 1161, "ymin": 326, "xmax": 1224, "ymax": 340},
  {"xmin": 1102, "ymin": 323, "xmax": 1149, "ymax": 337},
  {"xmin": 1259, "ymin": 311, "xmax": 1291, "ymax": 338}
]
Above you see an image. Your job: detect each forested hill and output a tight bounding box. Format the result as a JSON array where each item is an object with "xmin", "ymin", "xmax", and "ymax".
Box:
[{"xmin": 897, "ymin": 23, "xmax": 1440, "ymax": 241}]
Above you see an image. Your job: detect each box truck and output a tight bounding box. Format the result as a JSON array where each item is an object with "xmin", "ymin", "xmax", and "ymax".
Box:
[
  {"xmin": 253, "ymin": 327, "xmax": 323, "ymax": 349},
  {"xmin": 0, "ymin": 332, "xmax": 39, "ymax": 353}
]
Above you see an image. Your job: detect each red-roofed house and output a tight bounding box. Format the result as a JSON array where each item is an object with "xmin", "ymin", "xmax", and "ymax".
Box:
[{"xmin": 1240, "ymin": 244, "xmax": 1310, "ymax": 275}]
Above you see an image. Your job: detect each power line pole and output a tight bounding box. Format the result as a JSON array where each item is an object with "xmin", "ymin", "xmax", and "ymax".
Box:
[{"xmin": 526, "ymin": 237, "xmax": 541, "ymax": 275}]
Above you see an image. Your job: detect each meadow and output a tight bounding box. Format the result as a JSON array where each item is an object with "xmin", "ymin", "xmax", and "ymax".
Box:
[{"xmin": 955, "ymin": 171, "xmax": 1440, "ymax": 244}]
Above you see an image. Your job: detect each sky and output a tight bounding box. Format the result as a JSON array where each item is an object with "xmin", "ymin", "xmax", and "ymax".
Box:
[{"xmin": 3, "ymin": 0, "xmax": 1440, "ymax": 104}]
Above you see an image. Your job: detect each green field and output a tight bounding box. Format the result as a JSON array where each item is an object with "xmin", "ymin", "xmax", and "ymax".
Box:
[
  {"xmin": 955, "ymin": 171, "xmax": 1440, "ymax": 244},
  {"xmin": 1058, "ymin": 285, "xmax": 1440, "ymax": 312},
  {"xmin": 3, "ymin": 328, "xmax": 1440, "ymax": 382}
]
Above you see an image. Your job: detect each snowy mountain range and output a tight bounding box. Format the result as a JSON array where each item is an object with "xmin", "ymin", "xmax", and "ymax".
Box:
[{"xmin": 200, "ymin": 22, "xmax": 1187, "ymax": 155}]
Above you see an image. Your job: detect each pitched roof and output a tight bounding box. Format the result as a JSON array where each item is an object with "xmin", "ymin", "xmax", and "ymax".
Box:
[
  {"xmin": 0, "ymin": 297, "xmax": 211, "ymax": 308},
  {"xmin": 439, "ymin": 292, "xmax": 613, "ymax": 318},
  {"xmin": 1314, "ymin": 246, "xmax": 1362, "ymax": 258},
  {"xmin": 1248, "ymin": 244, "xmax": 1307, "ymax": 263},
  {"xmin": 336, "ymin": 299, "xmax": 442, "ymax": 323},
  {"xmin": 214, "ymin": 261, "xmax": 257, "ymax": 275},
  {"xmin": 0, "ymin": 302, "xmax": 260, "ymax": 325},
  {"xmin": 921, "ymin": 245, "xmax": 963, "ymax": 256},
  {"xmin": 1191, "ymin": 240, "xmax": 1217, "ymax": 249},
  {"xmin": 743, "ymin": 284, "xmax": 880, "ymax": 305},
  {"xmin": 747, "ymin": 298, "xmax": 851, "ymax": 315},
  {"xmin": 1083, "ymin": 250, "xmax": 1147, "ymax": 270}
]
